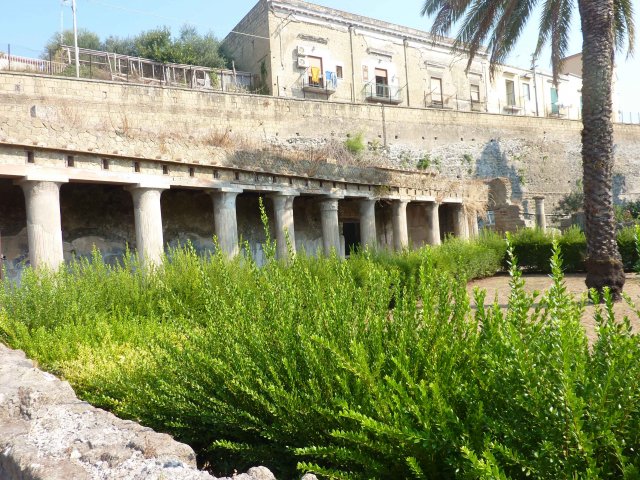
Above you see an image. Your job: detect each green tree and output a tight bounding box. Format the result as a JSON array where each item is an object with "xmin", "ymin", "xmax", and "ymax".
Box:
[
  {"xmin": 133, "ymin": 27, "xmax": 175, "ymax": 63},
  {"xmin": 43, "ymin": 28, "xmax": 101, "ymax": 59},
  {"xmin": 175, "ymin": 25, "xmax": 227, "ymax": 68},
  {"xmin": 102, "ymin": 35, "xmax": 136, "ymax": 56},
  {"xmin": 422, "ymin": 0, "xmax": 634, "ymax": 298}
]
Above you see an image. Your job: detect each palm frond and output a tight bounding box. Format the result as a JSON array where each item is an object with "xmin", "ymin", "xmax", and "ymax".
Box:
[
  {"xmin": 613, "ymin": 0, "xmax": 635, "ymax": 57},
  {"xmin": 424, "ymin": 0, "xmax": 475, "ymax": 39},
  {"xmin": 487, "ymin": 0, "xmax": 540, "ymax": 74},
  {"xmin": 534, "ymin": 0, "xmax": 575, "ymax": 84},
  {"xmin": 425, "ymin": 0, "xmax": 542, "ymax": 76}
]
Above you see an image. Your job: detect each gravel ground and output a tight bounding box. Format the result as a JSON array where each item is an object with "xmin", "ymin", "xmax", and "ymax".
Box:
[{"xmin": 467, "ymin": 273, "xmax": 640, "ymax": 343}]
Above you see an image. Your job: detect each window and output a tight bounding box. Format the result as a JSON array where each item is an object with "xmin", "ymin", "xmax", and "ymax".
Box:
[
  {"xmin": 470, "ymin": 83, "xmax": 480, "ymax": 102},
  {"xmin": 307, "ymin": 56, "xmax": 323, "ymax": 87},
  {"xmin": 522, "ymin": 83, "xmax": 531, "ymax": 101},
  {"xmin": 430, "ymin": 77, "xmax": 443, "ymax": 106},
  {"xmin": 362, "ymin": 65, "xmax": 369, "ymax": 81},
  {"xmin": 505, "ymin": 79, "xmax": 516, "ymax": 106},
  {"xmin": 336, "ymin": 65, "xmax": 343, "ymax": 79},
  {"xmin": 374, "ymin": 68, "xmax": 388, "ymax": 97}
]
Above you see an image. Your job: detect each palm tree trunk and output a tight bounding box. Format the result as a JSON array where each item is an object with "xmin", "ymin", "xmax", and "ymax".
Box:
[{"xmin": 578, "ymin": 0, "xmax": 625, "ymax": 299}]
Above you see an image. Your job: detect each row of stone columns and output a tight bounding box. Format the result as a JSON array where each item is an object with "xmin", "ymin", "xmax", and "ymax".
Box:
[{"xmin": 15, "ymin": 179, "xmax": 475, "ymax": 270}]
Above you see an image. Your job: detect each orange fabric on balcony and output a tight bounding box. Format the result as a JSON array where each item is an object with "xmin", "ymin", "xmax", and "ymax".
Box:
[{"xmin": 310, "ymin": 67, "xmax": 320, "ymax": 83}]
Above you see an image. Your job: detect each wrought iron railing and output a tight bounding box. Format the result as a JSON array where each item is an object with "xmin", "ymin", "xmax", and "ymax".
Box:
[
  {"xmin": 301, "ymin": 75, "xmax": 337, "ymax": 94},
  {"xmin": 363, "ymin": 83, "xmax": 403, "ymax": 104}
]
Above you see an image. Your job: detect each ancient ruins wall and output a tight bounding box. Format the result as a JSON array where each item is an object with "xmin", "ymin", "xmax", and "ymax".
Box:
[
  {"xmin": 0, "ymin": 343, "xmax": 280, "ymax": 480},
  {"xmin": 2, "ymin": 71, "xmax": 638, "ymax": 218}
]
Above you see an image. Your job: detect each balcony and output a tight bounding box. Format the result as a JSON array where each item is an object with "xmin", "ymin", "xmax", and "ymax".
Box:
[
  {"xmin": 363, "ymin": 83, "xmax": 403, "ymax": 105},
  {"xmin": 301, "ymin": 75, "xmax": 336, "ymax": 97}
]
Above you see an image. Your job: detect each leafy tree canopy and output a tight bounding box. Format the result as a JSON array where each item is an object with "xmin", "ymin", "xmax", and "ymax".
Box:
[{"xmin": 44, "ymin": 25, "xmax": 227, "ymax": 69}]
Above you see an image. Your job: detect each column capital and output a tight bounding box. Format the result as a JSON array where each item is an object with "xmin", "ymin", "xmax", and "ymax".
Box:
[
  {"xmin": 267, "ymin": 190, "xmax": 299, "ymax": 199},
  {"xmin": 16, "ymin": 173, "xmax": 69, "ymax": 186},
  {"xmin": 212, "ymin": 186, "xmax": 243, "ymax": 194},
  {"xmin": 319, "ymin": 196, "xmax": 340, "ymax": 212},
  {"xmin": 127, "ymin": 177, "xmax": 171, "ymax": 190},
  {"xmin": 126, "ymin": 184, "xmax": 169, "ymax": 194}
]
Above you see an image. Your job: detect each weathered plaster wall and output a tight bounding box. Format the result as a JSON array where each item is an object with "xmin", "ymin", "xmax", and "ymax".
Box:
[
  {"xmin": 1, "ymin": 72, "xmax": 638, "ymax": 221},
  {"xmin": 221, "ymin": 0, "xmax": 271, "ymax": 93}
]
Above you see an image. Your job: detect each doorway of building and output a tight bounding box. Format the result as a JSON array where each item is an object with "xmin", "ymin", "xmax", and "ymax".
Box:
[
  {"xmin": 374, "ymin": 68, "xmax": 388, "ymax": 98},
  {"xmin": 343, "ymin": 222, "xmax": 361, "ymax": 256}
]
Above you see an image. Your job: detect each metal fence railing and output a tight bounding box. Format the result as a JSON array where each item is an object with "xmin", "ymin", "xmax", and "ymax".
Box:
[
  {"xmin": 363, "ymin": 83, "xmax": 403, "ymax": 104},
  {"xmin": 0, "ymin": 51, "xmax": 66, "ymax": 75},
  {"xmin": 0, "ymin": 45, "xmax": 257, "ymax": 94}
]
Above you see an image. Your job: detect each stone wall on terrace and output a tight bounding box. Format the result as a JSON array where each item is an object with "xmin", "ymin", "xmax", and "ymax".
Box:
[
  {"xmin": 1, "ymin": 71, "xmax": 639, "ymax": 216},
  {"xmin": 0, "ymin": 343, "xmax": 278, "ymax": 480}
]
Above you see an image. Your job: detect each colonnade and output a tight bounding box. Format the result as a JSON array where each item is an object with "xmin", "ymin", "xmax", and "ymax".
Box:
[{"xmin": 13, "ymin": 177, "xmax": 475, "ymax": 270}]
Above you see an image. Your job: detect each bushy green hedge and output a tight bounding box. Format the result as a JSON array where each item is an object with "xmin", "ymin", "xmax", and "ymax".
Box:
[
  {"xmin": 505, "ymin": 225, "xmax": 639, "ymax": 273},
  {"xmin": 351, "ymin": 231, "xmax": 506, "ymax": 290},
  {"xmin": 2, "ymin": 236, "xmax": 640, "ymax": 478}
]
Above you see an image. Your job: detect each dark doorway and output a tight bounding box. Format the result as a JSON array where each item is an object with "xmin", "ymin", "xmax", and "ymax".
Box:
[
  {"xmin": 438, "ymin": 204, "xmax": 456, "ymax": 240},
  {"xmin": 343, "ymin": 222, "xmax": 361, "ymax": 256}
]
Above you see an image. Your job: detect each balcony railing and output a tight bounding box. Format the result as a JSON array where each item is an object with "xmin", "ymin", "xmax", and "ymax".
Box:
[
  {"xmin": 363, "ymin": 83, "xmax": 403, "ymax": 104},
  {"xmin": 301, "ymin": 75, "xmax": 336, "ymax": 96}
]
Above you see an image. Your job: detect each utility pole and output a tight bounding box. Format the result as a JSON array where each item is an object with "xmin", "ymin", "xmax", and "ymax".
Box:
[
  {"xmin": 531, "ymin": 54, "xmax": 540, "ymax": 117},
  {"xmin": 71, "ymin": 0, "xmax": 80, "ymax": 78}
]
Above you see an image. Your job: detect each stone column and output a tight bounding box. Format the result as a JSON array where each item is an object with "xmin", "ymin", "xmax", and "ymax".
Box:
[
  {"xmin": 392, "ymin": 199, "xmax": 409, "ymax": 250},
  {"xmin": 359, "ymin": 198, "xmax": 377, "ymax": 249},
  {"xmin": 425, "ymin": 202, "xmax": 441, "ymax": 246},
  {"xmin": 129, "ymin": 187, "xmax": 165, "ymax": 266},
  {"xmin": 19, "ymin": 179, "xmax": 66, "ymax": 270},
  {"xmin": 468, "ymin": 213, "xmax": 480, "ymax": 238},
  {"xmin": 534, "ymin": 196, "xmax": 546, "ymax": 232},
  {"xmin": 211, "ymin": 190, "xmax": 241, "ymax": 258},
  {"xmin": 320, "ymin": 197, "xmax": 341, "ymax": 256},
  {"xmin": 270, "ymin": 193, "xmax": 297, "ymax": 260},
  {"xmin": 452, "ymin": 204, "xmax": 469, "ymax": 239}
]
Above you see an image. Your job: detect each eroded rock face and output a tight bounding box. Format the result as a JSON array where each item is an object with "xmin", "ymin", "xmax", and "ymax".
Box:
[{"xmin": 0, "ymin": 344, "xmax": 275, "ymax": 480}]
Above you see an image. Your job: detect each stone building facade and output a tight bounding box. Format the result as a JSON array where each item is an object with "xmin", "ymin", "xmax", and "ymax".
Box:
[
  {"xmin": 222, "ymin": 0, "xmax": 584, "ymax": 119},
  {"xmin": 0, "ymin": 72, "xmax": 489, "ymax": 281}
]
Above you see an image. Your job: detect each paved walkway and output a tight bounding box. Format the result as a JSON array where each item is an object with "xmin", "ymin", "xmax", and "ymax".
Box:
[{"xmin": 467, "ymin": 273, "xmax": 640, "ymax": 343}]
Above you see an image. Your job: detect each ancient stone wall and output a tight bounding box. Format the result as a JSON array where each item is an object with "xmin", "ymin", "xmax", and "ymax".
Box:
[
  {"xmin": 2, "ymin": 71, "xmax": 638, "ymax": 219},
  {"xmin": 0, "ymin": 344, "xmax": 278, "ymax": 480}
]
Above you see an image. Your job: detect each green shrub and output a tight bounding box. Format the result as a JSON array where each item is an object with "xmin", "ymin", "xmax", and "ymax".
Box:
[
  {"xmin": 505, "ymin": 226, "xmax": 635, "ymax": 273},
  {"xmin": 2, "ymin": 236, "xmax": 640, "ymax": 479},
  {"xmin": 416, "ymin": 154, "xmax": 431, "ymax": 170},
  {"xmin": 617, "ymin": 225, "xmax": 639, "ymax": 271},
  {"xmin": 507, "ymin": 228, "xmax": 555, "ymax": 272},
  {"xmin": 344, "ymin": 133, "xmax": 365, "ymax": 155}
]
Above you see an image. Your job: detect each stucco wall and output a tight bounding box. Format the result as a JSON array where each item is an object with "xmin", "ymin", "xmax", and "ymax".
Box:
[{"xmin": 221, "ymin": 0, "xmax": 271, "ymax": 94}]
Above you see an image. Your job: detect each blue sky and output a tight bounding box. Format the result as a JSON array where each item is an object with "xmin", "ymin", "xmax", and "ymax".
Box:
[{"xmin": 1, "ymin": 0, "xmax": 638, "ymax": 116}]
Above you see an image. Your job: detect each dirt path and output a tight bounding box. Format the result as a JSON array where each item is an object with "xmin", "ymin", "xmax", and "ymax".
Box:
[{"xmin": 467, "ymin": 273, "xmax": 640, "ymax": 343}]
